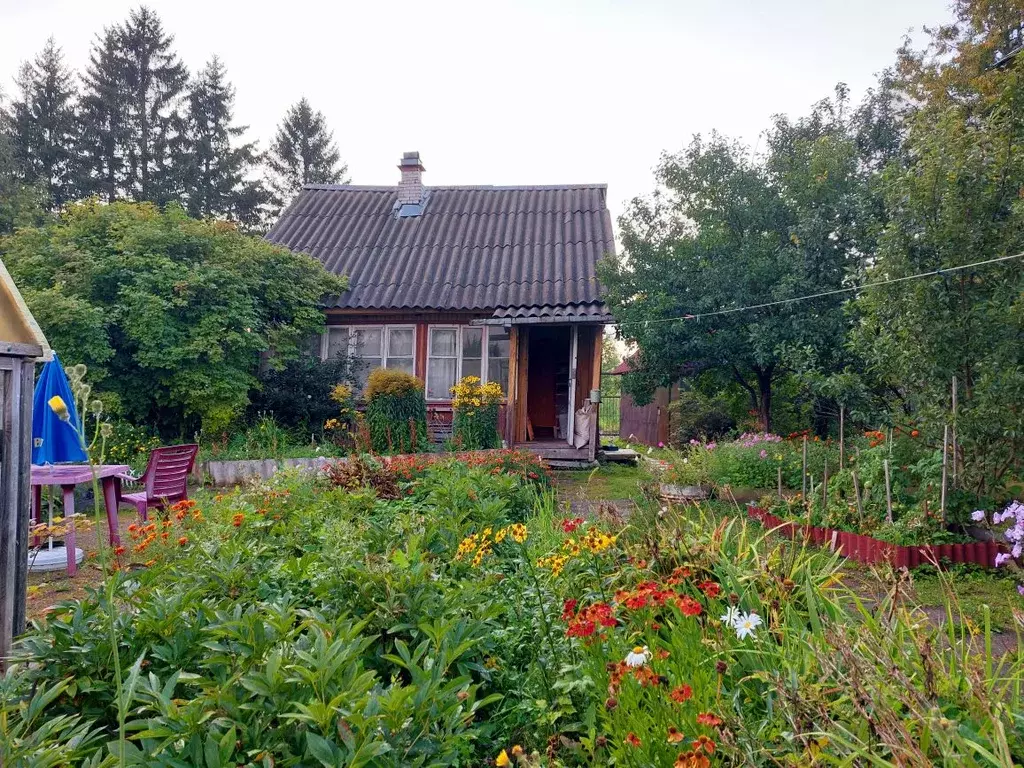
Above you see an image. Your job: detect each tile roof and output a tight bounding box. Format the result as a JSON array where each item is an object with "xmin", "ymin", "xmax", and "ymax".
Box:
[{"xmin": 265, "ymin": 184, "xmax": 615, "ymax": 314}]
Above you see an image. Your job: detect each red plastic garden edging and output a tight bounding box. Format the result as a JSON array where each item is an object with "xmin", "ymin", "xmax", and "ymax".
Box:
[{"xmin": 746, "ymin": 507, "xmax": 1009, "ymax": 569}]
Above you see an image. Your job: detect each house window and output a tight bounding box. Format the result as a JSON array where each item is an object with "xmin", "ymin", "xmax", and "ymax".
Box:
[
  {"xmin": 323, "ymin": 325, "xmax": 416, "ymax": 392},
  {"xmin": 487, "ymin": 327, "xmax": 511, "ymax": 395},
  {"xmin": 426, "ymin": 325, "xmax": 511, "ymax": 401},
  {"xmin": 427, "ymin": 327, "xmax": 459, "ymax": 400}
]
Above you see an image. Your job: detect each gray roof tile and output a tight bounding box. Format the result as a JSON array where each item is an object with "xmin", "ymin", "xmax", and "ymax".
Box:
[{"xmin": 265, "ymin": 184, "xmax": 615, "ymax": 312}]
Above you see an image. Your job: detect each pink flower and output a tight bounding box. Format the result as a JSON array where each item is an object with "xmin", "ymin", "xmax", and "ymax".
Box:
[
  {"xmin": 759, "ymin": 449, "xmax": 768, "ymax": 459},
  {"xmin": 995, "ymin": 553, "xmax": 1011, "ymax": 567}
]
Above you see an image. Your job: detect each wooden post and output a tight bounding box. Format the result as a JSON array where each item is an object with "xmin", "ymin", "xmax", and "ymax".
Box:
[
  {"xmin": 883, "ymin": 459, "xmax": 894, "ymax": 524},
  {"xmin": 807, "ymin": 475, "xmax": 814, "ymax": 525},
  {"xmin": 940, "ymin": 423, "xmax": 949, "ymax": 524},
  {"xmin": 505, "ymin": 326, "xmax": 519, "ymax": 445},
  {"xmin": 777, "ymin": 465, "xmax": 783, "ymax": 499},
  {"xmin": 1, "ymin": 355, "xmax": 37, "ymax": 669},
  {"xmin": 822, "ymin": 459, "xmax": 829, "ymax": 509},
  {"xmin": 852, "ymin": 469, "xmax": 864, "ymax": 529},
  {"xmin": 951, "ymin": 375, "xmax": 958, "ymax": 489},
  {"xmin": 838, "ymin": 406, "xmax": 845, "ymax": 470},
  {"xmin": 802, "ymin": 435, "xmax": 808, "ymax": 501}
]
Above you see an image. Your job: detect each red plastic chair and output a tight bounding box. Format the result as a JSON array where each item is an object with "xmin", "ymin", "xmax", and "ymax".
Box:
[{"xmin": 121, "ymin": 444, "xmax": 199, "ymax": 521}]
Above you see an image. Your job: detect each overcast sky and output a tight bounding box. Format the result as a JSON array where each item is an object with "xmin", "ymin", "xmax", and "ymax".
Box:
[{"xmin": 0, "ymin": 0, "xmax": 950, "ymax": 221}]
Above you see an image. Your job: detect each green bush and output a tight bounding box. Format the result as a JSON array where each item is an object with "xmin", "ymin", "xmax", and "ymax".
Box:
[
  {"xmin": 668, "ymin": 389, "xmax": 735, "ymax": 445},
  {"xmin": 364, "ymin": 368, "xmax": 428, "ymax": 453},
  {"xmin": 250, "ymin": 354, "xmax": 357, "ymax": 434}
]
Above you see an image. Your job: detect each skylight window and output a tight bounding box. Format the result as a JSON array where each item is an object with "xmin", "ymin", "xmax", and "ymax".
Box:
[{"xmin": 397, "ymin": 202, "xmax": 423, "ymax": 218}]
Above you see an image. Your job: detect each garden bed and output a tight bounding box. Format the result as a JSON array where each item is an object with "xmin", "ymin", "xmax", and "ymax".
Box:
[{"xmin": 747, "ymin": 506, "xmax": 1009, "ymax": 569}]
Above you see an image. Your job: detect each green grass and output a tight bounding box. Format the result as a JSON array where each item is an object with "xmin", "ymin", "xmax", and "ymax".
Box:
[
  {"xmin": 557, "ymin": 462, "xmax": 650, "ymax": 500},
  {"xmin": 912, "ymin": 566, "xmax": 1022, "ymax": 632}
]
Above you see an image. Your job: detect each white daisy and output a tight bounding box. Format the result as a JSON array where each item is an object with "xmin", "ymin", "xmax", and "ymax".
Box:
[
  {"xmin": 734, "ymin": 612, "xmax": 763, "ymax": 640},
  {"xmin": 719, "ymin": 606, "xmax": 741, "ymax": 626},
  {"xmin": 624, "ymin": 645, "xmax": 651, "ymax": 667}
]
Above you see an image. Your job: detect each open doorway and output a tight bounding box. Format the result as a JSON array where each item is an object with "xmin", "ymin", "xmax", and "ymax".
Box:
[{"xmin": 526, "ymin": 326, "xmax": 571, "ymax": 441}]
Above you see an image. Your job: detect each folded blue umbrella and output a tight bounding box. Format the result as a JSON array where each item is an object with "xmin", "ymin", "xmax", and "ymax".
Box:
[{"xmin": 32, "ymin": 353, "xmax": 88, "ymax": 465}]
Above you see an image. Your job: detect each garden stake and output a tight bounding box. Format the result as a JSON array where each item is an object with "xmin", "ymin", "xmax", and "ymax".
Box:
[
  {"xmin": 839, "ymin": 406, "xmax": 844, "ymax": 469},
  {"xmin": 802, "ymin": 435, "xmax": 808, "ymax": 501},
  {"xmin": 940, "ymin": 424, "xmax": 949, "ymax": 523},
  {"xmin": 951, "ymin": 375, "xmax": 958, "ymax": 488},
  {"xmin": 777, "ymin": 466, "xmax": 782, "ymax": 499},
  {"xmin": 852, "ymin": 469, "xmax": 864, "ymax": 528},
  {"xmin": 883, "ymin": 459, "xmax": 893, "ymax": 524},
  {"xmin": 822, "ymin": 460, "xmax": 828, "ymax": 509}
]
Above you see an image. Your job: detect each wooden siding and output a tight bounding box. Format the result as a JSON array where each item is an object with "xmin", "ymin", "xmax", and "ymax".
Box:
[{"xmin": 619, "ymin": 386, "xmax": 672, "ymax": 447}]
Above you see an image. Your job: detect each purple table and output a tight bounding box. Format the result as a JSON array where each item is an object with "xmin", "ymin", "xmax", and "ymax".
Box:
[{"xmin": 31, "ymin": 464, "xmax": 132, "ymax": 576}]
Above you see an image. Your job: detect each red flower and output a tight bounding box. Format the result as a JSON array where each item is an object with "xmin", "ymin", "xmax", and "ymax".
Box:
[
  {"xmin": 559, "ymin": 516, "xmax": 585, "ymax": 533},
  {"xmin": 667, "ymin": 727, "xmax": 685, "ymax": 744},
  {"xmin": 177, "ymin": 536, "xmax": 189, "ymax": 547},
  {"xmin": 624, "ymin": 733, "xmax": 641, "ymax": 747},
  {"xmin": 696, "ymin": 712, "xmax": 722, "ymax": 727},
  {"xmin": 114, "ymin": 545, "xmax": 126, "ymax": 556},
  {"xmin": 670, "ymin": 684, "xmax": 693, "ymax": 703},
  {"xmin": 562, "ymin": 599, "xmax": 578, "ymax": 620},
  {"xmin": 676, "ymin": 596, "xmax": 703, "ymax": 617},
  {"xmin": 698, "ymin": 581, "xmax": 721, "ymax": 599}
]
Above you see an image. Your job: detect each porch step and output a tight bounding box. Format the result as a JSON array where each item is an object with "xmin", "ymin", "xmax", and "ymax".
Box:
[
  {"xmin": 545, "ymin": 459, "xmax": 600, "ymax": 470},
  {"xmin": 599, "ymin": 448, "xmax": 639, "ymax": 464}
]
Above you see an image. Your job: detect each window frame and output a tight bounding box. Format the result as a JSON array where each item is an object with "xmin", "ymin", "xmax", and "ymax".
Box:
[
  {"xmin": 424, "ymin": 324, "xmax": 510, "ymax": 402},
  {"xmin": 321, "ymin": 324, "xmax": 417, "ymax": 378},
  {"xmin": 426, "ymin": 325, "xmax": 462, "ymax": 402}
]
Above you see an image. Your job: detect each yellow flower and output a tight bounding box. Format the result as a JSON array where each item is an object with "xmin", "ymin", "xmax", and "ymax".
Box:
[
  {"xmin": 509, "ymin": 523, "xmax": 528, "ymax": 543},
  {"xmin": 496, "ymin": 750, "xmax": 511, "ymax": 767},
  {"xmin": 511, "ymin": 745, "xmax": 524, "ymax": 756},
  {"xmin": 494, "ymin": 527, "xmax": 509, "ymax": 543},
  {"xmin": 48, "ymin": 395, "xmax": 70, "ymax": 422}
]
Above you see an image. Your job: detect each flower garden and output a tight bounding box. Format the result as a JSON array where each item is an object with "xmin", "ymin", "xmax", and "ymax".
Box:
[{"xmin": 4, "ymin": 448, "xmax": 1023, "ymax": 766}]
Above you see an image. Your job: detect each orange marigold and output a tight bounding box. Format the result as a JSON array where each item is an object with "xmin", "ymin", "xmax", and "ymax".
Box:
[
  {"xmin": 624, "ymin": 733, "xmax": 641, "ymax": 748},
  {"xmin": 177, "ymin": 536, "xmax": 189, "ymax": 547}
]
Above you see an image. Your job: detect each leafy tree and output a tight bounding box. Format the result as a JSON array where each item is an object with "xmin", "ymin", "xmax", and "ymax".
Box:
[
  {"xmin": 182, "ymin": 57, "xmax": 267, "ymax": 227},
  {"xmin": 78, "ymin": 7, "xmax": 188, "ymax": 203},
  {"xmin": 1, "ymin": 201, "xmax": 347, "ymax": 435},
  {"xmin": 601, "ymin": 90, "xmax": 872, "ymax": 431},
  {"xmin": 3, "ymin": 38, "xmax": 80, "ymax": 208},
  {"xmin": 266, "ymin": 97, "xmax": 347, "ymax": 208},
  {"xmin": 850, "ymin": 2, "xmax": 1024, "ymax": 498}
]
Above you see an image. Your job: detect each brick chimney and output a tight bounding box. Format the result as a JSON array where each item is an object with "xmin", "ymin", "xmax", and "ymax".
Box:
[{"xmin": 397, "ymin": 151, "xmax": 425, "ymax": 204}]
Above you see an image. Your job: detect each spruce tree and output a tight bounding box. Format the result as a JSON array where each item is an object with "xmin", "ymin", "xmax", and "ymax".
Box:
[
  {"xmin": 4, "ymin": 38, "xmax": 80, "ymax": 208},
  {"xmin": 78, "ymin": 28, "xmax": 126, "ymax": 201},
  {"xmin": 183, "ymin": 57, "xmax": 266, "ymax": 225},
  {"xmin": 266, "ymin": 97, "xmax": 347, "ymax": 208},
  {"xmin": 117, "ymin": 6, "xmax": 188, "ymax": 202},
  {"xmin": 78, "ymin": 6, "xmax": 187, "ymax": 202},
  {"xmin": 0, "ymin": 95, "xmax": 46, "ymax": 234}
]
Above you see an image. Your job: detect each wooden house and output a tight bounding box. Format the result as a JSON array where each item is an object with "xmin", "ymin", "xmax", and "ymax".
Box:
[
  {"xmin": 0, "ymin": 258, "xmax": 48, "ymax": 666},
  {"xmin": 266, "ymin": 152, "xmax": 615, "ymax": 462}
]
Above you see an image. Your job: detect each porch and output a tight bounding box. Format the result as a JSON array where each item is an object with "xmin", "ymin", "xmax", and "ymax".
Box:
[{"xmin": 488, "ymin": 320, "xmax": 606, "ymax": 465}]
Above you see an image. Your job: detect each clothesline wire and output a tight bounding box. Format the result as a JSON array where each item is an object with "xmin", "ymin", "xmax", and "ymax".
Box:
[{"xmin": 610, "ymin": 251, "xmax": 1024, "ymax": 330}]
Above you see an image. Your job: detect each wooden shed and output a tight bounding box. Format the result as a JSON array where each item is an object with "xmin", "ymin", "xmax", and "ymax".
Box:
[{"xmin": 0, "ymin": 258, "xmax": 48, "ymax": 666}]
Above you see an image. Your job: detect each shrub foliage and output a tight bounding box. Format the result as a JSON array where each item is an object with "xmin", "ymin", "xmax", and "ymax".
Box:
[{"xmin": 363, "ymin": 368, "xmax": 428, "ymax": 454}]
